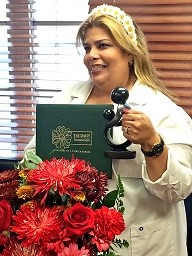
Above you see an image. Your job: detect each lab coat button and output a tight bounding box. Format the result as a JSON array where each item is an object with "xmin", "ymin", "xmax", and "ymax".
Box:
[{"xmin": 139, "ymin": 227, "xmax": 143, "ymax": 231}]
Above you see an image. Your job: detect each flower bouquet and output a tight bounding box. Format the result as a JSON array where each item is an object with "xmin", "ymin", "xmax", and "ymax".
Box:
[{"xmin": 0, "ymin": 151, "xmax": 128, "ymax": 255}]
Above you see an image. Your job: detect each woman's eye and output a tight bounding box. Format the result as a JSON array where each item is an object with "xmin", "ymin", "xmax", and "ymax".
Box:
[
  {"xmin": 99, "ymin": 43, "xmax": 109, "ymax": 49},
  {"xmin": 84, "ymin": 47, "xmax": 90, "ymax": 53},
  {"xmin": 83, "ymin": 43, "xmax": 110, "ymax": 54}
]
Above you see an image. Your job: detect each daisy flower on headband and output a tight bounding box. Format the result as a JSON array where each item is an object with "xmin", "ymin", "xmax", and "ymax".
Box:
[{"xmin": 90, "ymin": 4, "xmax": 137, "ymax": 45}]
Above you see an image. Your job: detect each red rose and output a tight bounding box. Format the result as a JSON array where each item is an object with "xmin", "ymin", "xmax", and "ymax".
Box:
[
  {"xmin": 63, "ymin": 202, "xmax": 95, "ymax": 236},
  {"xmin": 0, "ymin": 200, "xmax": 13, "ymax": 232}
]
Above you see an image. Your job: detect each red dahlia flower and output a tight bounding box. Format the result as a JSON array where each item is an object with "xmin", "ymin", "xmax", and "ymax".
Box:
[
  {"xmin": 27, "ymin": 157, "xmax": 81, "ymax": 202},
  {"xmin": 1, "ymin": 239, "xmax": 49, "ymax": 256},
  {"xmin": 11, "ymin": 201, "xmax": 64, "ymax": 250},
  {"xmin": 74, "ymin": 168, "xmax": 108, "ymax": 203},
  {"xmin": 0, "ymin": 170, "xmax": 19, "ymax": 201}
]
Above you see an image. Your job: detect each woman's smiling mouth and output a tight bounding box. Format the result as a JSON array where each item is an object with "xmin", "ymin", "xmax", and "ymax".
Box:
[{"xmin": 90, "ymin": 64, "xmax": 107, "ymax": 73}]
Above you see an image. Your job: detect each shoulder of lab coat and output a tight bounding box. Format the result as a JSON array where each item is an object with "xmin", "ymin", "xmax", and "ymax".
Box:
[{"xmin": 53, "ymin": 79, "xmax": 93, "ymax": 104}]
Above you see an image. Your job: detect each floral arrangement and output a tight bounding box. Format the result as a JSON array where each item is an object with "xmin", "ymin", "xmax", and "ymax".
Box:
[
  {"xmin": 0, "ymin": 151, "xmax": 128, "ymax": 255},
  {"xmin": 90, "ymin": 4, "xmax": 137, "ymax": 46}
]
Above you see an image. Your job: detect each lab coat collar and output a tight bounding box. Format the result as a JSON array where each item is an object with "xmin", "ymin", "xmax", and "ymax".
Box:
[
  {"xmin": 69, "ymin": 79, "xmax": 93, "ymax": 104},
  {"xmin": 70, "ymin": 79, "xmax": 148, "ymax": 107}
]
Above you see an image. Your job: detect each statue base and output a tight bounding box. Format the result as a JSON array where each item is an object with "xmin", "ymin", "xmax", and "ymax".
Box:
[{"xmin": 103, "ymin": 150, "xmax": 136, "ymax": 159}]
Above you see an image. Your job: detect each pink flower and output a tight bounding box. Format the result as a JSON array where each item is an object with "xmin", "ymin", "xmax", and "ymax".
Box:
[{"xmin": 58, "ymin": 243, "xmax": 90, "ymax": 256}]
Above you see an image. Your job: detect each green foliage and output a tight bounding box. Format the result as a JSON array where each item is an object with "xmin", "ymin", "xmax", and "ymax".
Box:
[
  {"xmin": 116, "ymin": 175, "xmax": 125, "ymax": 197},
  {"xmin": 104, "ymin": 239, "xmax": 129, "ymax": 256},
  {"xmin": 113, "ymin": 239, "xmax": 129, "ymax": 249},
  {"xmin": 115, "ymin": 175, "xmax": 125, "ymax": 214},
  {"xmin": 102, "ymin": 190, "xmax": 118, "ymax": 207},
  {"xmin": 101, "ymin": 237, "xmax": 129, "ymax": 256},
  {"xmin": 102, "ymin": 174, "xmax": 125, "ymax": 213},
  {"xmin": 100, "ymin": 252, "xmax": 117, "ymax": 256},
  {"xmin": 17, "ymin": 151, "xmax": 42, "ymax": 170}
]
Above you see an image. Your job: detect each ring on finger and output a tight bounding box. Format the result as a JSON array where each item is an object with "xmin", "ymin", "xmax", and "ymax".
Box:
[
  {"xmin": 126, "ymin": 127, "xmax": 131, "ymax": 134},
  {"xmin": 123, "ymin": 127, "xmax": 127, "ymax": 133}
]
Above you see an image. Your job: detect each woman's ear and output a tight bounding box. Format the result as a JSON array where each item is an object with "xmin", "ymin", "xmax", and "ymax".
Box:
[
  {"xmin": 127, "ymin": 54, "xmax": 134, "ymax": 65},
  {"xmin": 128, "ymin": 59, "xmax": 133, "ymax": 65}
]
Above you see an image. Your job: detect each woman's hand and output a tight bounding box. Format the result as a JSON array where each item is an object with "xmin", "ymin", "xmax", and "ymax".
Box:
[
  {"xmin": 121, "ymin": 108, "xmax": 168, "ymax": 181},
  {"xmin": 121, "ymin": 108, "xmax": 159, "ymax": 150}
]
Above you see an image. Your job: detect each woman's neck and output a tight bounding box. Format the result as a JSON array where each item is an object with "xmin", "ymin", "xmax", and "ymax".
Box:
[{"xmin": 86, "ymin": 75, "xmax": 136, "ymax": 104}]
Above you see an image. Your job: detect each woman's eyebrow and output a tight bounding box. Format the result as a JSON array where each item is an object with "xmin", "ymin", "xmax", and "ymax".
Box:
[{"xmin": 83, "ymin": 39, "xmax": 110, "ymax": 46}]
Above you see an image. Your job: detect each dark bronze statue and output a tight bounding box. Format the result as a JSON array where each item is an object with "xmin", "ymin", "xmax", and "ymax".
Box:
[{"xmin": 103, "ymin": 86, "xmax": 136, "ymax": 159}]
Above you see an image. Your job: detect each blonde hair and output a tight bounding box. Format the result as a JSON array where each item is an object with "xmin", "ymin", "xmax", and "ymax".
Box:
[{"xmin": 76, "ymin": 11, "xmax": 178, "ymax": 102}]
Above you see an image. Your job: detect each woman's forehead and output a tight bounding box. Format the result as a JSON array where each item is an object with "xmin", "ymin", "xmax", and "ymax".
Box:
[{"xmin": 83, "ymin": 27, "xmax": 113, "ymax": 42}]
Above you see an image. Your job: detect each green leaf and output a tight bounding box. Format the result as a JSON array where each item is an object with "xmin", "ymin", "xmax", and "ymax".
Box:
[
  {"xmin": 122, "ymin": 239, "xmax": 129, "ymax": 248},
  {"xmin": 116, "ymin": 175, "xmax": 125, "ymax": 197},
  {"xmin": 16, "ymin": 151, "xmax": 43, "ymax": 170},
  {"xmin": 102, "ymin": 190, "xmax": 118, "ymax": 207},
  {"xmin": 118, "ymin": 206, "xmax": 125, "ymax": 214},
  {"xmin": 18, "ymin": 151, "xmax": 43, "ymax": 170},
  {"xmin": 24, "ymin": 162, "xmax": 38, "ymax": 170},
  {"xmin": 118, "ymin": 200, "xmax": 123, "ymax": 206},
  {"xmin": 112, "ymin": 238, "xmax": 129, "ymax": 249},
  {"xmin": 105, "ymin": 252, "xmax": 117, "ymax": 256},
  {"xmin": 26, "ymin": 151, "xmax": 42, "ymax": 165}
]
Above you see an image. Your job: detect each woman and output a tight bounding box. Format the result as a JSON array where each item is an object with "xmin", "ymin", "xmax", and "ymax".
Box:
[{"xmin": 26, "ymin": 4, "xmax": 192, "ymax": 256}]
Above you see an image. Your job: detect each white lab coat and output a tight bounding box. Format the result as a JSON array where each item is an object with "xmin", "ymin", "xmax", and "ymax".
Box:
[{"xmin": 26, "ymin": 79, "xmax": 192, "ymax": 256}]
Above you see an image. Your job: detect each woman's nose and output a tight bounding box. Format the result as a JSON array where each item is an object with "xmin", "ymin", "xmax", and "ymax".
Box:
[{"xmin": 88, "ymin": 47, "xmax": 99, "ymax": 59}]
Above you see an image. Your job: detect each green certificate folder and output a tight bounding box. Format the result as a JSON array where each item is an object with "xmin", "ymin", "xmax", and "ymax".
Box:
[{"xmin": 36, "ymin": 104, "xmax": 113, "ymax": 178}]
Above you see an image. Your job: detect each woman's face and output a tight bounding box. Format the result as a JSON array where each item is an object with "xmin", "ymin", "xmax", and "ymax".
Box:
[{"xmin": 83, "ymin": 27, "xmax": 131, "ymax": 91}]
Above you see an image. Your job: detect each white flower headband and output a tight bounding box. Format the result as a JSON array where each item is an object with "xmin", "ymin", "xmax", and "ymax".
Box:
[{"xmin": 89, "ymin": 4, "xmax": 137, "ymax": 46}]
